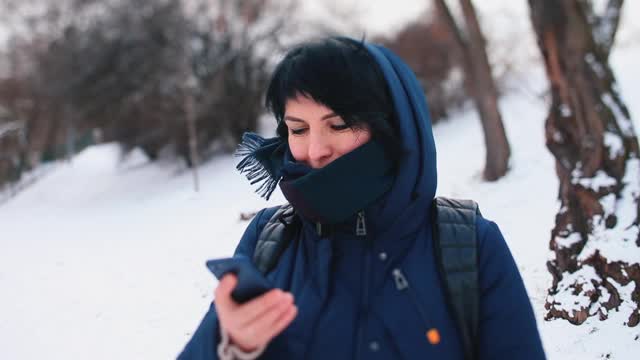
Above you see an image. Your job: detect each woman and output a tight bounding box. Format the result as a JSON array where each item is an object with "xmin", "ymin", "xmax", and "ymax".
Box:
[{"xmin": 179, "ymin": 37, "xmax": 546, "ymax": 360}]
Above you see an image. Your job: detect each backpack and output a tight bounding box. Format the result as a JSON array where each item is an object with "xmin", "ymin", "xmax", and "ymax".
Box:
[{"xmin": 252, "ymin": 197, "xmax": 480, "ymax": 360}]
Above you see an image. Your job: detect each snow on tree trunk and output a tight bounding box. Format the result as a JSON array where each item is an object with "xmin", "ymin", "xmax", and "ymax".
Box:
[{"xmin": 529, "ymin": 0, "xmax": 640, "ymax": 326}]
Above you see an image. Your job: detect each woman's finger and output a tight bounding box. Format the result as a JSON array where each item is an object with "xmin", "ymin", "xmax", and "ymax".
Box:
[
  {"xmin": 214, "ymin": 274, "xmax": 238, "ymax": 308},
  {"xmin": 234, "ymin": 289, "xmax": 290, "ymax": 327},
  {"xmin": 241, "ymin": 300, "xmax": 297, "ymax": 346},
  {"xmin": 265, "ymin": 304, "xmax": 298, "ymax": 343}
]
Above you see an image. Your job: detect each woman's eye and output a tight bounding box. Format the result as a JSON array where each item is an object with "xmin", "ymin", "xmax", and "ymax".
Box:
[
  {"xmin": 331, "ymin": 124, "xmax": 350, "ymax": 131},
  {"xmin": 290, "ymin": 128, "xmax": 307, "ymax": 135}
]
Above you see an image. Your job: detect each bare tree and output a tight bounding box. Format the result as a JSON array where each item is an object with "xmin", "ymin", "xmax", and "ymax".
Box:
[
  {"xmin": 529, "ymin": 0, "xmax": 639, "ymax": 327},
  {"xmin": 0, "ymin": 0, "xmax": 299, "ymax": 190},
  {"xmin": 183, "ymin": 76, "xmax": 200, "ymax": 191},
  {"xmin": 433, "ymin": 0, "xmax": 511, "ymax": 181},
  {"xmin": 377, "ymin": 17, "xmax": 467, "ymax": 123}
]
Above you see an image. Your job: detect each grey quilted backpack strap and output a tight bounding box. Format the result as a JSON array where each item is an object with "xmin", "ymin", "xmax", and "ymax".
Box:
[
  {"xmin": 252, "ymin": 204, "xmax": 298, "ymax": 274},
  {"xmin": 431, "ymin": 197, "xmax": 481, "ymax": 360}
]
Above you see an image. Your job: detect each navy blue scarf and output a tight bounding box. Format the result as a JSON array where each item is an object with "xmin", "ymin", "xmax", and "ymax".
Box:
[{"xmin": 236, "ymin": 133, "xmax": 394, "ymax": 224}]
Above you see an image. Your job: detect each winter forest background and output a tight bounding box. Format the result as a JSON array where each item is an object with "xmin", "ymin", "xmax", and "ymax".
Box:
[{"xmin": 1, "ymin": 0, "xmax": 640, "ymax": 359}]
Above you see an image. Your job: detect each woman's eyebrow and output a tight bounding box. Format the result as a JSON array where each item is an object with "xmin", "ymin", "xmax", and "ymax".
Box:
[
  {"xmin": 284, "ymin": 113, "xmax": 339, "ymax": 122},
  {"xmin": 321, "ymin": 112, "xmax": 339, "ymax": 120},
  {"xmin": 284, "ymin": 116, "xmax": 305, "ymax": 123}
]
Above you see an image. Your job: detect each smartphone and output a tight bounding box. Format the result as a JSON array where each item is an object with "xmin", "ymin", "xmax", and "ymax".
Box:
[{"xmin": 206, "ymin": 257, "xmax": 274, "ymax": 303}]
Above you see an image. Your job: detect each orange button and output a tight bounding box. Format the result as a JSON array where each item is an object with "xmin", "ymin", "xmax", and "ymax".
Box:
[{"xmin": 426, "ymin": 328, "xmax": 441, "ymax": 345}]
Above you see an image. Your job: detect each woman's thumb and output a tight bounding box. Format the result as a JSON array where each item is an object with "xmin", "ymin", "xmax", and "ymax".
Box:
[{"xmin": 215, "ymin": 273, "xmax": 238, "ymax": 301}]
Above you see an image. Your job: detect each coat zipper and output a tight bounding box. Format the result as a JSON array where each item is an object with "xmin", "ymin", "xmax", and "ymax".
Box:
[
  {"xmin": 356, "ymin": 211, "xmax": 367, "ymax": 236},
  {"xmin": 392, "ymin": 268, "xmax": 441, "ymax": 345},
  {"xmin": 355, "ymin": 210, "xmax": 371, "ymax": 360}
]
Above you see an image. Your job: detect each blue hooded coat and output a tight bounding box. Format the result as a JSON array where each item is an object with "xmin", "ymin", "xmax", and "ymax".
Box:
[{"xmin": 178, "ymin": 43, "xmax": 546, "ymax": 360}]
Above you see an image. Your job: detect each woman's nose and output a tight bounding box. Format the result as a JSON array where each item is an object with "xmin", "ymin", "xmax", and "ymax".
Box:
[{"xmin": 307, "ymin": 133, "xmax": 333, "ymax": 168}]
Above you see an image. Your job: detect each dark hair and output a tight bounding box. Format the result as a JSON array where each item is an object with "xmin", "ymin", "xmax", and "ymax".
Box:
[{"xmin": 264, "ymin": 37, "xmax": 402, "ymax": 163}]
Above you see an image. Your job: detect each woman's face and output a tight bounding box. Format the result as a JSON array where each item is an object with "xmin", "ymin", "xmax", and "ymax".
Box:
[{"xmin": 284, "ymin": 96, "xmax": 372, "ymax": 169}]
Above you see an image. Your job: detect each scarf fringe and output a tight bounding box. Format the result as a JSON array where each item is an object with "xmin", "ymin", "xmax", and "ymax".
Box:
[{"xmin": 235, "ymin": 132, "xmax": 281, "ymax": 200}]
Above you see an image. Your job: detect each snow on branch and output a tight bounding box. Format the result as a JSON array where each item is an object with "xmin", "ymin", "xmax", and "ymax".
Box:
[{"xmin": 0, "ymin": 120, "xmax": 24, "ymax": 139}]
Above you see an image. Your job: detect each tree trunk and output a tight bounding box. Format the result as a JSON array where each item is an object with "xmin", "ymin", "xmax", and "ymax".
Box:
[
  {"xmin": 433, "ymin": 0, "xmax": 511, "ymax": 181},
  {"xmin": 185, "ymin": 90, "xmax": 200, "ymax": 192},
  {"xmin": 64, "ymin": 105, "xmax": 75, "ymax": 161},
  {"xmin": 529, "ymin": 0, "xmax": 640, "ymax": 327}
]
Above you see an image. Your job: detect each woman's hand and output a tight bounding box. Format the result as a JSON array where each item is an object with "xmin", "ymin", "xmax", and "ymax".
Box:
[{"xmin": 214, "ymin": 274, "xmax": 298, "ymax": 352}]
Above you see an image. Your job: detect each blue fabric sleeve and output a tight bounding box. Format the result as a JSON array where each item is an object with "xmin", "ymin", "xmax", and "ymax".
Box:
[
  {"xmin": 476, "ymin": 218, "xmax": 546, "ymax": 360},
  {"xmin": 177, "ymin": 208, "xmax": 274, "ymax": 359}
]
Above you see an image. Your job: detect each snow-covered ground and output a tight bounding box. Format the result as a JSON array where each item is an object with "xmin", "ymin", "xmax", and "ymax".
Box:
[{"xmin": 2, "ymin": 2, "xmax": 640, "ymax": 359}]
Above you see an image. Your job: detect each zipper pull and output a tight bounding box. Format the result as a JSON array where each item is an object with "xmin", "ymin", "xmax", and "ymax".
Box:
[
  {"xmin": 356, "ymin": 211, "xmax": 367, "ymax": 236},
  {"xmin": 392, "ymin": 268, "xmax": 409, "ymax": 290}
]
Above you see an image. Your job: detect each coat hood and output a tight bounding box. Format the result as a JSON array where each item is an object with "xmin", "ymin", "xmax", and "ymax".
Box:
[{"xmin": 363, "ymin": 42, "xmax": 438, "ymax": 226}]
